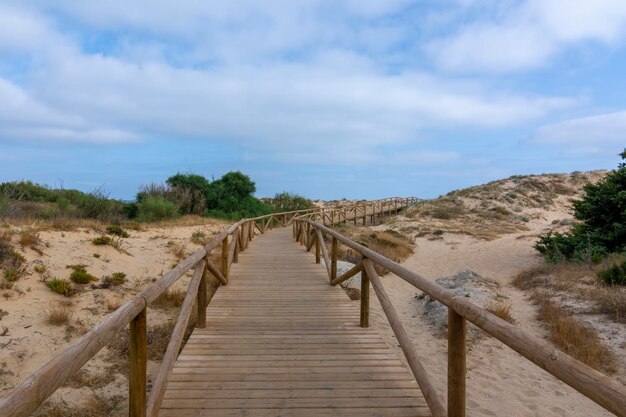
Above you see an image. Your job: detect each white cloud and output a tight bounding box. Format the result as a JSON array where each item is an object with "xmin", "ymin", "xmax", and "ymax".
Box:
[
  {"xmin": 430, "ymin": 0, "xmax": 626, "ymax": 72},
  {"xmin": 529, "ymin": 110, "xmax": 626, "ymax": 153}
]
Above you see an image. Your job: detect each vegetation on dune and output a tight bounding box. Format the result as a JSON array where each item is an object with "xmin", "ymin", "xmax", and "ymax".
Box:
[
  {"xmin": 535, "ymin": 150, "xmax": 626, "ymax": 264},
  {"xmin": 264, "ymin": 192, "xmax": 314, "ymax": 212},
  {"xmin": 45, "ymin": 278, "xmax": 75, "ymax": 297},
  {"xmin": 0, "ymin": 171, "xmax": 307, "ymax": 226}
]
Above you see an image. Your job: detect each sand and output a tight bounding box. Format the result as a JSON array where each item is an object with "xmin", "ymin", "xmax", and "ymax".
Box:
[
  {"xmin": 365, "ymin": 202, "xmax": 623, "ymax": 416},
  {"xmin": 0, "ymin": 220, "xmax": 226, "ymax": 408}
]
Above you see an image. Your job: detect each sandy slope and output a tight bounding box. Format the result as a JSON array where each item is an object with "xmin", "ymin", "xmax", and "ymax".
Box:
[{"xmin": 0, "ymin": 220, "xmax": 226, "ymax": 409}]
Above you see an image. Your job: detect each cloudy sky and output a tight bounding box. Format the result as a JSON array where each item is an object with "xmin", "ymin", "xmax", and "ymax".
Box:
[{"xmin": 1, "ymin": 1, "xmax": 625, "ymax": 200}]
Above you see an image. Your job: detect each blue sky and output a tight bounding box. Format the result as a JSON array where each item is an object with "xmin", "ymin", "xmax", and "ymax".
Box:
[{"xmin": 0, "ymin": 1, "xmax": 625, "ymax": 200}]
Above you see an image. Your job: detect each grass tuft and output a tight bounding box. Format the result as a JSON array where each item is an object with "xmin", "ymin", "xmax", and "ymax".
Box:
[
  {"xmin": 103, "ymin": 272, "xmax": 126, "ymax": 286},
  {"xmin": 105, "ymin": 225, "xmax": 129, "ymax": 238},
  {"xmin": 46, "ymin": 301, "xmax": 73, "ymax": 325},
  {"xmin": 531, "ymin": 290, "xmax": 616, "ymax": 374},
  {"xmin": 68, "ymin": 265, "xmax": 97, "ymax": 284},
  {"xmin": 152, "ymin": 288, "xmax": 185, "ymax": 309},
  {"xmin": 45, "ymin": 278, "xmax": 74, "ymax": 297}
]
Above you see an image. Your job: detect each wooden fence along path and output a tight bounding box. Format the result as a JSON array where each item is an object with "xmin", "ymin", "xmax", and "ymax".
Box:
[
  {"xmin": 160, "ymin": 227, "xmax": 430, "ymax": 417},
  {"xmin": 1, "ymin": 197, "xmax": 625, "ymax": 417}
]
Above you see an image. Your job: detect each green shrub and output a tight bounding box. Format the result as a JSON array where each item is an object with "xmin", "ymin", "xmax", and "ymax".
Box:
[
  {"xmin": 536, "ymin": 149, "xmax": 626, "ymax": 262},
  {"xmin": 92, "ymin": 236, "xmax": 112, "ymax": 245},
  {"xmin": 598, "ymin": 261, "xmax": 626, "ymax": 285},
  {"xmin": 267, "ymin": 192, "xmax": 313, "ymax": 212},
  {"xmin": 3, "ymin": 268, "xmax": 22, "ymax": 282},
  {"xmin": 103, "ymin": 272, "xmax": 126, "ymax": 286},
  {"xmin": 105, "ymin": 225, "xmax": 129, "ymax": 238},
  {"xmin": 46, "ymin": 279, "xmax": 74, "ymax": 296},
  {"xmin": 68, "ymin": 265, "xmax": 97, "ymax": 284},
  {"xmin": 0, "ymin": 193, "xmax": 7, "ymax": 216},
  {"xmin": 136, "ymin": 196, "xmax": 179, "ymax": 222}
]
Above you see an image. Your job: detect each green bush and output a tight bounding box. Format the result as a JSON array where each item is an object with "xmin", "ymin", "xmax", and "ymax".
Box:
[
  {"xmin": 136, "ymin": 195, "xmax": 179, "ymax": 222},
  {"xmin": 46, "ymin": 278, "xmax": 74, "ymax": 296},
  {"xmin": 597, "ymin": 261, "xmax": 626, "ymax": 285},
  {"xmin": 103, "ymin": 272, "xmax": 126, "ymax": 286},
  {"xmin": 536, "ymin": 149, "xmax": 626, "ymax": 262},
  {"xmin": 68, "ymin": 265, "xmax": 97, "ymax": 284},
  {"xmin": 3, "ymin": 268, "xmax": 22, "ymax": 282},
  {"xmin": 267, "ymin": 192, "xmax": 313, "ymax": 212},
  {"xmin": 106, "ymin": 225, "xmax": 129, "ymax": 238},
  {"xmin": 92, "ymin": 236, "xmax": 113, "ymax": 245}
]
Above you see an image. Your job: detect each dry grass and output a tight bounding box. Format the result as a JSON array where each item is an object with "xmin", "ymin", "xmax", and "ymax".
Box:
[
  {"xmin": 531, "ymin": 290, "xmax": 616, "ymax": 374},
  {"xmin": 514, "ymin": 260, "xmax": 626, "ymax": 323},
  {"xmin": 167, "ymin": 241, "xmax": 188, "ymax": 261},
  {"xmin": 62, "ymin": 368, "xmax": 117, "ymax": 389},
  {"xmin": 332, "ymin": 226, "xmax": 414, "ymax": 274},
  {"xmin": 18, "ymin": 229, "xmax": 44, "ymax": 254},
  {"xmin": 33, "ymin": 394, "xmax": 121, "ymax": 417},
  {"xmin": 46, "ymin": 301, "xmax": 73, "ymax": 325},
  {"xmin": 485, "ymin": 298, "xmax": 515, "ymax": 323},
  {"xmin": 190, "ymin": 230, "xmax": 214, "ymax": 246},
  {"xmin": 106, "ymin": 298, "xmax": 122, "ymax": 312},
  {"xmin": 152, "ymin": 287, "xmax": 186, "ymax": 309},
  {"xmin": 148, "ymin": 214, "xmax": 227, "ymax": 228}
]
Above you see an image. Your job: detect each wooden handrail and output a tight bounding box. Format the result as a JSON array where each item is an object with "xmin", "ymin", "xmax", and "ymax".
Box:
[
  {"xmin": 0, "ymin": 197, "xmax": 417, "ymax": 417},
  {"xmin": 297, "ymin": 219, "xmax": 626, "ymax": 417}
]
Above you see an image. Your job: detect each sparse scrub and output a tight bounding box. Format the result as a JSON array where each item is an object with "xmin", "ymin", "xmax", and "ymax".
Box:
[
  {"xmin": 332, "ymin": 226, "xmax": 414, "ymax": 274},
  {"xmin": 46, "ymin": 278, "xmax": 74, "ymax": 296},
  {"xmin": 597, "ymin": 260, "xmax": 626, "ymax": 285},
  {"xmin": 32, "ymin": 393, "xmax": 121, "ymax": 417},
  {"xmin": 92, "ymin": 235, "xmax": 112, "ymax": 245},
  {"xmin": 46, "ymin": 302, "xmax": 73, "ymax": 325},
  {"xmin": 105, "ymin": 225, "xmax": 129, "ymax": 238},
  {"xmin": 152, "ymin": 287, "xmax": 185, "ymax": 309},
  {"xmin": 167, "ymin": 241, "xmax": 187, "ymax": 261},
  {"xmin": 68, "ymin": 265, "xmax": 97, "ymax": 284},
  {"xmin": 34, "ymin": 264, "xmax": 46, "ymax": 273},
  {"xmin": 531, "ymin": 290, "xmax": 615, "ymax": 374},
  {"xmin": 190, "ymin": 231, "xmax": 210, "ymax": 245},
  {"xmin": 3, "ymin": 268, "xmax": 22, "ymax": 282},
  {"xmin": 103, "ymin": 272, "xmax": 126, "ymax": 286},
  {"xmin": 485, "ymin": 299, "xmax": 515, "ymax": 323},
  {"xmin": 18, "ymin": 229, "xmax": 43, "ymax": 253}
]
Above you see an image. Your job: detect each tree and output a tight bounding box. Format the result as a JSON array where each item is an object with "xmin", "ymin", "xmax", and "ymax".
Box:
[
  {"xmin": 535, "ymin": 149, "xmax": 626, "ymax": 261},
  {"xmin": 205, "ymin": 171, "xmax": 271, "ymax": 219},
  {"xmin": 165, "ymin": 173, "xmax": 210, "ymax": 215}
]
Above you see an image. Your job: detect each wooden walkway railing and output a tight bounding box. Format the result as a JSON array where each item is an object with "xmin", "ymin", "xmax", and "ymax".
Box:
[
  {"xmin": 293, "ymin": 218, "xmax": 626, "ymax": 417},
  {"xmin": 0, "ymin": 197, "xmax": 415, "ymax": 417}
]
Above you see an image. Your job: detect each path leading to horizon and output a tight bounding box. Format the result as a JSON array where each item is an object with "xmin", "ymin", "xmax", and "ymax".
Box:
[{"xmin": 158, "ymin": 227, "xmax": 431, "ymax": 417}]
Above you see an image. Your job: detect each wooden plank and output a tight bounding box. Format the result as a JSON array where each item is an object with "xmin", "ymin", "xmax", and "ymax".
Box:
[{"xmin": 158, "ymin": 228, "xmax": 431, "ymax": 417}]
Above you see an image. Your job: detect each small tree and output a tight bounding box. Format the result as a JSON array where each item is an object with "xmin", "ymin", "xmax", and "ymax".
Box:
[{"xmin": 535, "ymin": 149, "xmax": 626, "ymax": 262}]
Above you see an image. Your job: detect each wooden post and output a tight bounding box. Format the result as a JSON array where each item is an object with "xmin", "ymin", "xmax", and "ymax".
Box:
[
  {"xmin": 448, "ymin": 309, "xmax": 466, "ymax": 417},
  {"xmin": 331, "ymin": 237, "xmax": 338, "ymax": 282},
  {"xmin": 197, "ymin": 265, "xmax": 207, "ymax": 328},
  {"xmin": 306, "ymin": 223, "xmax": 311, "ymax": 251},
  {"xmin": 353, "ymin": 208, "xmax": 357, "ymax": 225},
  {"xmin": 221, "ymin": 236, "xmax": 229, "ymax": 281},
  {"xmin": 129, "ymin": 307, "xmax": 147, "ymax": 417},
  {"xmin": 360, "ymin": 268, "xmax": 369, "ymax": 328},
  {"xmin": 315, "ymin": 232, "xmax": 321, "ymax": 264},
  {"xmin": 362, "ymin": 205, "xmax": 367, "ymax": 225},
  {"xmin": 233, "ymin": 237, "xmax": 239, "ymax": 264}
]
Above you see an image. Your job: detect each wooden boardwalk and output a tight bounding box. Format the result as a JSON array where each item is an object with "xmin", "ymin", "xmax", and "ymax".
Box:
[{"xmin": 159, "ymin": 227, "xmax": 431, "ymax": 417}]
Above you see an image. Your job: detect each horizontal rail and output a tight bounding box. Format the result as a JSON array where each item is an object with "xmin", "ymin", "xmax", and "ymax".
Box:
[
  {"xmin": 0, "ymin": 197, "xmax": 417, "ymax": 417},
  {"xmin": 298, "ymin": 219, "xmax": 626, "ymax": 417}
]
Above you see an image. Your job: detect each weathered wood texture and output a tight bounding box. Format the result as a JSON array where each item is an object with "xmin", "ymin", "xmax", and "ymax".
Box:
[{"xmin": 159, "ymin": 228, "xmax": 430, "ymax": 417}]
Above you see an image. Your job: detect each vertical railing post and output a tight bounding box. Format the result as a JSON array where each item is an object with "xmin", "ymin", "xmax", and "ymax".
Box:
[
  {"xmin": 448, "ymin": 308, "xmax": 466, "ymax": 417},
  {"xmin": 360, "ymin": 266, "xmax": 369, "ymax": 327},
  {"xmin": 129, "ymin": 307, "xmax": 147, "ymax": 417},
  {"xmin": 315, "ymin": 231, "xmax": 321, "ymax": 264},
  {"xmin": 197, "ymin": 264, "xmax": 207, "ymax": 328},
  {"xmin": 362, "ymin": 205, "xmax": 367, "ymax": 225},
  {"xmin": 306, "ymin": 223, "xmax": 311, "ymax": 251},
  {"xmin": 331, "ymin": 237, "xmax": 337, "ymax": 282},
  {"xmin": 221, "ymin": 236, "xmax": 229, "ymax": 282}
]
